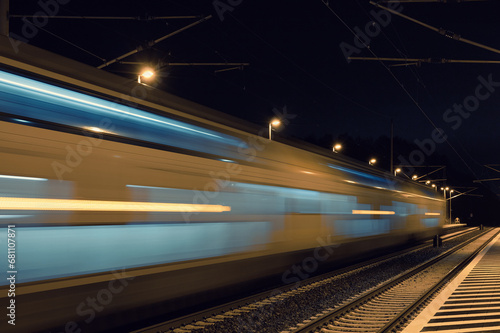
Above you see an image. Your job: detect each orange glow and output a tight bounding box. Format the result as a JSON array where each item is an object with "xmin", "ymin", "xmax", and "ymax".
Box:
[
  {"xmin": 352, "ymin": 210, "xmax": 395, "ymax": 215},
  {"xmin": 425, "ymin": 212, "xmax": 441, "ymax": 216},
  {"xmin": 0, "ymin": 197, "xmax": 231, "ymax": 213},
  {"xmin": 270, "ymin": 119, "xmax": 281, "ymax": 127},
  {"xmin": 141, "ymin": 68, "xmax": 155, "ymax": 78}
]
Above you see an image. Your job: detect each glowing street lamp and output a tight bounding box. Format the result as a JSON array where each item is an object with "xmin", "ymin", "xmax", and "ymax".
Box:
[
  {"xmin": 138, "ymin": 68, "xmax": 155, "ymax": 84},
  {"xmin": 268, "ymin": 118, "xmax": 281, "ymax": 140},
  {"xmin": 369, "ymin": 158, "xmax": 377, "ymax": 166},
  {"xmin": 394, "ymin": 168, "xmax": 401, "ymax": 176},
  {"xmin": 412, "ymin": 174, "xmax": 418, "ymax": 180},
  {"xmin": 333, "ymin": 144, "xmax": 342, "ymax": 153}
]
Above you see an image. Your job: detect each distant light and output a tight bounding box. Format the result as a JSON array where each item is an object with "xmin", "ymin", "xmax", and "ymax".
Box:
[
  {"xmin": 141, "ymin": 70, "xmax": 155, "ymax": 79},
  {"xmin": 441, "ymin": 187, "xmax": 444, "ymax": 190},
  {"xmin": 425, "ymin": 212, "xmax": 441, "ymax": 216},
  {"xmin": 445, "ymin": 187, "xmax": 449, "ymax": 191},
  {"xmin": 425, "ymin": 180, "xmax": 431, "ymax": 185},
  {"xmin": 369, "ymin": 158, "xmax": 377, "ymax": 166},
  {"xmin": 0, "ymin": 175, "xmax": 48, "ymax": 181},
  {"xmin": 138, "ymin": 67, "xmax": 156, "ymax": 84},
  {"xmin": 268, "ymin": 118, "xmax": 282, "ymax": 140},
  {"xmin": 352, "ymin": 210, "xmax": 395, "ymax": 215},
  {"xmin": 271, "ymin": 119, "xmax": 281, "ymax": 127},
  {"xmin": 450, "ymin": 189, "xmax": 454, "ymax": 193},
  {"xmin": 333, "ymin": 144, "xmax": 342, "ymax": 153},
  {"xmin": 412, "ymin": 175, "xmax": 418, "ymax": 180},
  {"xmin": 432, "ymin": 184, "xmax": 436, "ymax": 188}
]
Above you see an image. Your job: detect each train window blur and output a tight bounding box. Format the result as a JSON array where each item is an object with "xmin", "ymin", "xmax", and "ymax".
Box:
[
  {"xmin": 0, "ymin": 222, "xmax": 273, "ymax": 283},
  {"xmin": 0, "ymin": 70, "xmax": 247, "ymax": 157},
  {"xmin": 327, "ymin": 164, "xmax": 392, "ymax": 189},
  {"xmin": 0, "ymin": 176, "xmax": 73, "ymax": 224}
]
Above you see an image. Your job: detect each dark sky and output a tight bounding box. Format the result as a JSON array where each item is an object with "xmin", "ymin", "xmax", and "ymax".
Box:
[{"xmin": 8, "ymin": 0, "xmax": 500, "ymax": 195}]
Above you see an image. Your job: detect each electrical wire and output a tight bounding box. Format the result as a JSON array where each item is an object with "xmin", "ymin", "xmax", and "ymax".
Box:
[{"xmin": 320, "ymin": 0, "xmax": 480, "ymax": 179}]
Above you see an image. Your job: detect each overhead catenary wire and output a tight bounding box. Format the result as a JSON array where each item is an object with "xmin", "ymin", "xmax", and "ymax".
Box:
[
  {"xmin": 97, "ymin": 15, "xmax": 212, "ymax": 69},
  {"xmin": 320, "ymin": 0, "xmax": 480, "ymax": 180},
  {"xmin": 370, "ymin": 1, "xmax": 500, "ymax": 55},
  {"xmin": 9, "ymin": 15, "xmax": 202, "ymax": 20},
  {"xmin": 349, "ymin": 57, "xmax": 500, "ymax": 65},
  {"xmin": 225, "ymin": 8, "xmax": 390, "ymax": 120},
  {"xmin": 36, "ymin": 26, "xmax": 107, "ymax": 62},
  {"xmin": 377, "ymin": 0, "xmax": 488, "ymax": 3}
]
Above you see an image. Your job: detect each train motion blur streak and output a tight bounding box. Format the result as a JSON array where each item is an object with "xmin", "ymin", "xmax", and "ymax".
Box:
[{"xmin": 0, "ymin": 38, "xmax": 444, "ymax": 332}]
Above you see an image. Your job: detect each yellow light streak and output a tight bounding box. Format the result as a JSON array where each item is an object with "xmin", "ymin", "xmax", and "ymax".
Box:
[
  {"xmin": 425, "ymin": 212, "xmax": 441, "ymax": 216},
  {"xmin": 352, "ymin": 210, "xmax": 395, "ymax": 215},
  {"xmin": 0, "ymin": 197, "xmax": 231, "ymax": 213}
]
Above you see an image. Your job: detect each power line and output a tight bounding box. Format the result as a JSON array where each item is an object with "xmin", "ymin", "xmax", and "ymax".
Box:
[
  {"xmin": 225, "ymin": 9, "xmax": 390, "ymax": 120},
  {"xmin": 320, "ymin": 0, "xmax": 480, "ymax": 180}
]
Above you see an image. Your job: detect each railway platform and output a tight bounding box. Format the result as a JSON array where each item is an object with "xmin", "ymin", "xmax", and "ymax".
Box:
[{"xmin": 403, "ymin": 227, "xmax": 500, "ymax": 333}]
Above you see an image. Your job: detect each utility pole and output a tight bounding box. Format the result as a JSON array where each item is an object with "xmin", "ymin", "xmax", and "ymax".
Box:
[{"xmin": 390, "ymin": 118, "xmax": 394, "ymax": 175}]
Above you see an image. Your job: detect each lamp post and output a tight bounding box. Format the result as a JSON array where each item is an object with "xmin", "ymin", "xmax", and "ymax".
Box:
[
  {"xmin": 268, "ymin": 118, "xmax": 281, "ymax": 140},
  {"xmin": 394, "ymin": 168, "xmax": 401, "ymax": 176},
  {"xmin": 441, "ymin": 187, "xmax": 449, "ymax": 222},
  {"xmin": 449, "ymin": 189, "xmax": 454, "ymax": 223}
]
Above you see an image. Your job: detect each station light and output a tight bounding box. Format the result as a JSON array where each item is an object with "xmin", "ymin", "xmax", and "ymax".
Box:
[
  {"xmin": 138, "ymin": 67, "xmax": 155, "ymax": 84},
  {"xmin": 333, "ymin": 143, "xmax": 342, "ymax": 153},
  {"xmin": 394, "ymin": 168, "xmax": 401, "ymax": 176},
  {"xmin": 425, "ymin": 180, "xmax": 431, "ymax": 185},
  {"xmin": 268, "ymin": 118, "xmax": 281, "ymax": 140},
  {"xmin": 369, "ymin": 158, "xmax": 377, "ymax": 166},
  {"xmin": 412, "ymin": 175, "xmax": 418, "ymax": 180}
]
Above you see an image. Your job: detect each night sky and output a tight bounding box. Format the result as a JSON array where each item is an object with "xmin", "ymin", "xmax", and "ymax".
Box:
[{"xmin": 7, "ymin": 1, "xmax": 500, "ymax": 215}]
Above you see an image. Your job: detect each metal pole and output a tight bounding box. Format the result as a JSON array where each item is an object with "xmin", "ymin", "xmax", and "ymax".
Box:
[
  {"xmin": 268, "ymin": 123, "xmax": 272, "ymax": 140},
  {"xmin": 0, "ymin": 0, "xmax": 8, "ymax": 37},
  {"xmin": 443, "ymin": 189, "xmax": 447, "ymax": 222},
  {"xmin": 390, "ymin": 118, "xmax": 394, "ymax": 175},
  {"xmin": 449, "ymin": 194, "xmax": 452, "ymax": 223}
]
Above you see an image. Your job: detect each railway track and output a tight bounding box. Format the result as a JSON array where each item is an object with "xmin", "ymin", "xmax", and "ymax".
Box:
[
  {"xmin": 131, "ymin": 226, "xmax": 482, "ymax": 333},
  {"xmin": 289, "ymin": 228, "xmax": 499, "ymax": 333}
]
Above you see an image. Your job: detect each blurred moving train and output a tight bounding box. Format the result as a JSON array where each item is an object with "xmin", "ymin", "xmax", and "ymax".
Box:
[{"xmin": 0, "ymin": 36, "xmax": 444, "ymax": 332}]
